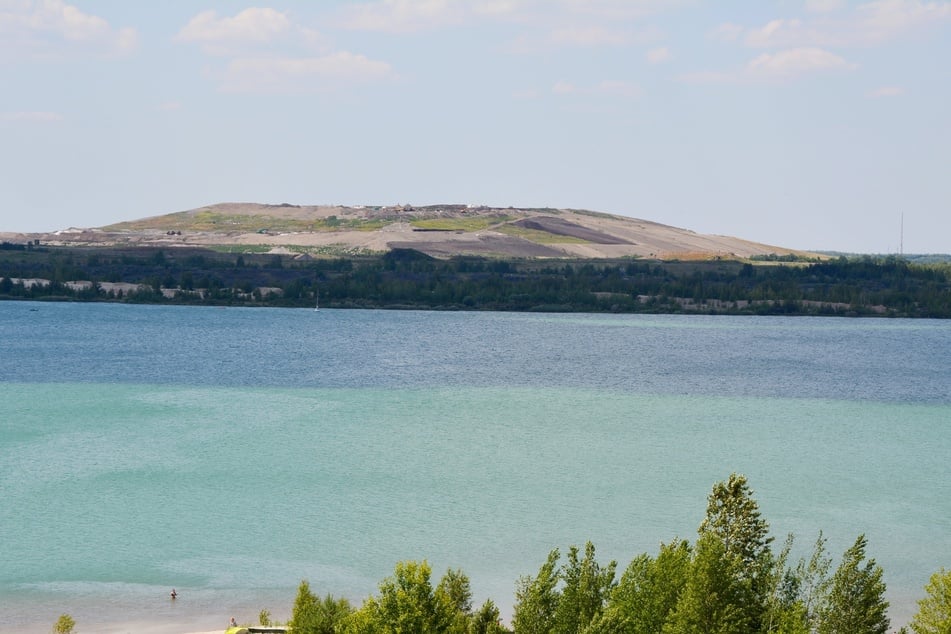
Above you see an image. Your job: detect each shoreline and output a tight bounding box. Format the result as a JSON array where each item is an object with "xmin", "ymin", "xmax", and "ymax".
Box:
[
  {"xmin": 2, "ymin": 591, "xmax": 295, "ymax": 634},
  {"xmin": 8, "ymin": 618, "xmax": 260, "ymax": 634},
  {"xmin": 2, "ymin": 592, "xmax": 917, "ymax": 632}
]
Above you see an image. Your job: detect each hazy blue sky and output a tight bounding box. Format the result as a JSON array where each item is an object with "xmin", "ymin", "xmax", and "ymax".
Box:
[{"xmin": 1, "ymin": 0, "xmax": 949, "ymax": 253}]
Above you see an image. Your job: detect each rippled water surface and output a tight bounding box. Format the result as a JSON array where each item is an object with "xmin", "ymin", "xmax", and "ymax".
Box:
[{"xmin": 1, "ymin": 302, "xmax": 949, "ymax": 631}]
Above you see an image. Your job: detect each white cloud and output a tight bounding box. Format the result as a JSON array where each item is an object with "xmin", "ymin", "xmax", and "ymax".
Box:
[
  {"xmin": 220, "ymin": 52, "xmax": 396, "ymax": 93},
  {"xmin": 747, "ymin": 47, "xmax": 857, "ymax": 78},
  {"xmin": 743, "ymin": 18, "xmax": 835, "ymax": 48},
  {"xmin": 552, "ymin": 80, "xmax": 577, "ymax": 95},
  {"xmin": 341, "ymin": 0, "xmax": 670, "ymax": 33},
  {"xmin": 680, "ymin": 47, "xmax": 857, "ymax": 84},
  {"xmin": 178, "ymin": 8, "xmax": 391, "ymax": 93},
  {"xmin": 475, "ymin": 0, "xmax": 522, "ymax": 17},
  {"xmin": 854, "ymin": 0, "xmax": 951, "ymax": 43},
  {"xmin": 157, "ymin": 101, "xmax": 182, "ymax": 111},
  {"xmin": 0, "ymin": 0, "xmax": 137, "ymax": 58},
  {"xmin": 646, "ymin": 46, "xmax": 670, "ymax": 63},
  {"xmin": 339, "ymin": 0, "xmax": 468, "ymax": 32},
  {"xmin": 868, "ymin": 85, "xmax": 905, "ymax": 97},
  {"xmin": 559, "ymin": 0, "xmax": 690, "ymax": 21},
  {"xmin": 736, "ymin": 0, "xmax": 951, "ymax": 50},
  {"xmin": 748, "ymin": 18, "xmax": 799, "ymax": 46},
  {"xmin": 177, "ymin": 8, "xmax": 326, "ymax": 57},
  {"xmin": 178, "ymin": 8, "xmax": 292, "ymax": 45},
  {"xmin": 337, "ymin": 0, "xmax": 680, "ymax": 47},
  {"xmin": 806, "ymin": 0, "xmax": 846, "ymax": 13},
  {"xmin": 0, "ymin": 110, "xmax": 64, "ymax": 122},
  {"xmin": 506, "ymin": 23, "xmax": 661, "ymax": 53}
]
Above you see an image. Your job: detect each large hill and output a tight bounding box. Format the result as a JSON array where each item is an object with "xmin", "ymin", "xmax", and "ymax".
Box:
[{"xmin": 5, "ymin": 202, "xmax": 818, "ymax": 260}]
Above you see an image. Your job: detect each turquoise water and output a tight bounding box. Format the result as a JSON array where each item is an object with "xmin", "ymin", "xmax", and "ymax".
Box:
[{"xmin": 1, "ymin": 302, "xmax": 949, "ymax": 631}]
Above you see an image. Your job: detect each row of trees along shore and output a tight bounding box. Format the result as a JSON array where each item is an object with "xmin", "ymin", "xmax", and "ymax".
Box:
[
  {"xmin": 2, "ymin": 244, "xmax": 951, "ymax": 317},
  {"xmin": 278, "ymin": 475, "xmax": 948, "ymax": 634}
]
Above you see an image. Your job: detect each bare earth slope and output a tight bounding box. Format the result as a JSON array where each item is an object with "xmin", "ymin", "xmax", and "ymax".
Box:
[{"xmin": 2, "ymin": 202, "xmax": 817, "ymax": 260}]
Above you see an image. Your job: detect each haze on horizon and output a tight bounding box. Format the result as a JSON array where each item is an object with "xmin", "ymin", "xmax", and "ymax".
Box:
[{"xmin": 1, "ymin": 0, "xmax": 949, "ymax": 254}]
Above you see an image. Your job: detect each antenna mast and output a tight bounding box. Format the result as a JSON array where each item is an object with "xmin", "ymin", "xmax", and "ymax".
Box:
[{"xmin": 900, "ymin": 212, "xmax": 904, "ymax": 256}]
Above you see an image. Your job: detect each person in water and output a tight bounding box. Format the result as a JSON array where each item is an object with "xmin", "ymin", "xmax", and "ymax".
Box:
[
  {"xmin": 170, "ymin": 588, "xmax": 177, "ymax": 599},
  {"xmin": 230, "ymin": 617, "xmax": 237, "ymax": 627}
]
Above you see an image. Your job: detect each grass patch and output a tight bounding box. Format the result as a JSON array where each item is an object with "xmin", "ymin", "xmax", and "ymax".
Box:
[
  {"xmin": 107, "ymin": 212, "xmax": 392, "ymax": 234},
  {"xmin": 565, "ymin": 208, "xmax": 618, "ymax": 220}
]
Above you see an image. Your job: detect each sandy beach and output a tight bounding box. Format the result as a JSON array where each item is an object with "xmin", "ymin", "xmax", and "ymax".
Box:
[
  {"xmin": 11, "ymin": 619, "xmax": 238, "ymax": 634},
  {"xmin": 5, "ymin": 603, "xmax": 290, "ymax": 634}
]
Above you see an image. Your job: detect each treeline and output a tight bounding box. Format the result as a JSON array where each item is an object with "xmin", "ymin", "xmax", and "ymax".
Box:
[
  {"xmin": 2, "ymin": 244, "xmax": 951, "ymax": 317},
  {"xmin": 277, "ymin": 474, "xmax": 948, "ymax": 633}
]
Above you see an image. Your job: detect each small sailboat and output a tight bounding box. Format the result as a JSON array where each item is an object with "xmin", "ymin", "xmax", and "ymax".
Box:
[{"xmin": 314, "ymin": 290, "xmax": 319, "ymax": 312}]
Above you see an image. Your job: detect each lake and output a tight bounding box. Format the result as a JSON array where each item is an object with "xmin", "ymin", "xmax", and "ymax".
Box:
[{"xmin": 1, "ymin": 301, "xmax": 949, "ymax": 632}]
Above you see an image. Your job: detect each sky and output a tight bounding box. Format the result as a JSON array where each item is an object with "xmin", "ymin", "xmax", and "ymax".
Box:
[{"xmin": 1, "ymin": 0, "xmax": 949, "ymax": 253}]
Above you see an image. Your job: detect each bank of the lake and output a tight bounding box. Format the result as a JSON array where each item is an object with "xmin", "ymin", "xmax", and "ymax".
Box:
[{"xmin": 3, "ymin": 246, "xmax": 951, "ymax": 317}]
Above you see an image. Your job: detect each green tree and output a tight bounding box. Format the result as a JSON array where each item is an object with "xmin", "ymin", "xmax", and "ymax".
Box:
[
  {"xmin": 663, "ymin": 532, "xmax": 753, "ymax": 634},
  {"xmin": 469, "ymin": 599, "xmax": 507, "ymax": 634},
  {"xmin": 437, "ymin": 567, "xmax": 474, "ymax": 634},
  {"xmin": 792, "ymin": 532, "xmax": 834, "ymax": 631},
  {"xmin": 316, "ymin": 594, "xmax": 354, "ymax": 633},
  {"xmin": 338, "ymin": 606, "xmax": 383, "ymax": 634},
  {"xmin": 910, "ymin": 568, "xmax": 951, "ymax": 634},
  {"xmin": 343, "ymin": 560, "xmax": 456, "ymax": 633},
  {"xmin": 53, "ymin": 614, "xmax": 76, "ymax": 634},
  {"xmin": 291, "ymin": 580, "xmax": 320, "ymax": 633},
  {"xmin": 553, "ymin": 541, "xmax": 616, "ymax": 634},
  {"xmin": 699, "ymin": 473, "xmax": 773, "ymax": 573},
  {"xmin": 438, "ymin": 567, "xmax": 473, "ymax": 615},
  {"xmin": 513, "ymin": 549, "xmax": 561, "ymax": 634},
  {"xmin": 378, "ymin": 561, "xmax": 454, "ymax": 632},
  {"xmin": 761, "ymin": 534, "xmax": 809, "ymax": 634},
  {"xmin": 291, "ymin": 580, "xmax": 352, "ymax": 634},
  {"xmin": 697, "ymin": 473, "xmax": 774, "ymax": 630},
  {"xmin": 818, "ymin": 535, "xmax": 889, "ymax": 634},
  {"xmin": 606, "ymin": 539, "xmax": 691, "ymax": 634}
]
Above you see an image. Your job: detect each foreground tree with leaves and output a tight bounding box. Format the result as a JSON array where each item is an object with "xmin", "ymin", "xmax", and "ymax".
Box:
[
  {"xmin": 512, "ymin": 549, "xmax": 561, "ymax": 634},
  {"xmin": 338, "ymin": 560, "xmax": 499, "ymax": 634},
  {"xmin": 661, "ymin": 473, "xmax": 775, "ymax": 633},
  {"xmin": 818, "ymin": 534, "xmax": 889, "ymax": 634},
  {"xmin": 283, "ymin": 474, "xmax": 923, "ymax": 633},
  {"xmin": 291, "ymin": 579, "xmax": 352, "ymax": 634},
  {"xmin": 470, "ymin": 599, "xmax": 508, "ymax": 634},
  {"xmin": 910, "ymin": 568, "xmax": 951, "ymax": 634},
  {"xmin": 789, "ymin": 531, "xmax": 834, "ymax": 631},
  {"xmin": 598, "ymin": 539, "xmax": 691, "ymax": 633},
  {"xmin": 555, "ymin": 542, "xmax": 617, "ymax": 633},
  {"xmin": 510, "ymin": 475, "xmax": 899, "ymax": 634},
  {"xmin": 52, "ymin": 614, "xmax": 75, "ymax": 634},
  {"xmin": 664, "ymin": 531, "xmax": 755, "ymax": 633},
  {"xmin": 512, "ymin": 542, "xmax": 616, "ymax": 634}
]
